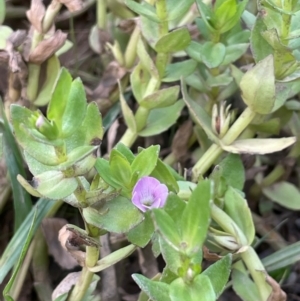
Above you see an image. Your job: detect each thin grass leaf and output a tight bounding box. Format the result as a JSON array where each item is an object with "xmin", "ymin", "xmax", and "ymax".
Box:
[
  {"xmin": 0, "ymin": 101, "xmax": 32, "ymax": 232},
  {"xmin": 3, "ymin": 208, "xmax": 37, "ymax": 301},
  {"xmin": 262, "ymin": 241, "xmax": 300, "ymax": 271},
  {"xmin": 0, "ymin": 198, "xmax": 61, "ymax": 284}
]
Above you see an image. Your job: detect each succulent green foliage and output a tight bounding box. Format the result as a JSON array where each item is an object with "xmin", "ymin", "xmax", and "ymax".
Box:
[
  {"xmin": 83, "ymin": 196, "xmax": 144, "ymax": 233},
  {"xmin": 11, "ymin": 68, "xmax": 103, "ymax": 202},
  {"xmin": 224, "ymin": 187, "xmax": 255, "ymax": 245}
]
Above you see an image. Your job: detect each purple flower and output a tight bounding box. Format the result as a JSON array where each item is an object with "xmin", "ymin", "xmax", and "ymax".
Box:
[{"xmin": 132, "ymin": 176, "xmax": 168, "ymax": 212}]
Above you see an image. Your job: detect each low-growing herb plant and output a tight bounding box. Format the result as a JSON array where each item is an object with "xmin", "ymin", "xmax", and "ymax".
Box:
[{"xmin": 1, "ymin": 0, "xmax": 300, "ymax": 300}]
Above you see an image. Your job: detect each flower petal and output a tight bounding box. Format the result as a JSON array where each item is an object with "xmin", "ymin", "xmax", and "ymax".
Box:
[{"xmin": 131, "ymin": 176, "xmax": 168, "ymax": 212}]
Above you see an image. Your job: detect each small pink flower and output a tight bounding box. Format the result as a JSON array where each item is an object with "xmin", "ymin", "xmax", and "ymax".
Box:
[{"xmin": 132, "ymin": 176, "xmax": 168, "ymax": 212}]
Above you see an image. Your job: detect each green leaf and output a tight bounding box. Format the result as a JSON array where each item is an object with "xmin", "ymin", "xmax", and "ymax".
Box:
[
  {"xmin": 95, "ymin": 158, "xmax": 122, "ymax": 189},
  {"xmin": 0, "ymin": 26, "xmax": 13, "ymax": 49},
  {"xmin": 83, "ymin": 196, "xmax": 144, "ymax": 233},
  {"xmin": 0, "ymin": 103, "xmax": 32, "ymax": 232},
  {"xmin": 137, "ymin": 38, "xmax": 159, "ymax": 79},
  {"xmin": 119, "ymin": 83, "xmax": 137, "ymax": 133},
  {"xmin": 218, "ymin": 154, "xmax": 245, "ymax": 190},
  {"xmin": 109, "ymin": 149, "xmax": 132, "ymax": 188},
  {"xmin": 150, "ymin": 159, "xmax": 179, "ymax": 193},
  {"xmin": 89, "ymin": 245, "xmax": 137, "ymax": 272},
  {"xmin": 170, "ymin": 275, "xmax": 215, "ymax": 301},
  {"xmin": 163, "ymin": 60, "xmax": 198, "ymax": 83},
  {"xmin": 262, "ymin": 241, "xmax": 300, "ymax": 271},
  {"xmin": 21, "ymin": 171, "xmax": 78, "ymax": 200},
  {"xmin": 154, "ymin": 28, "xmax": 191, "ymax": 53},
  {"xmin": 127, "ymin": 211, "xmax": 155, "ymax": 247},
  {"xmin": 47, "ymin": 68, "xmax": 72, "ymax": 132},
  {"xmin": 240, "ymin": 55, "xmax": 275, "ymax": 114},
  {"xmin": 140, "ymin": 86, "xmax": 179, "ymax": 109},
  {"xmin": 138, "ymin": 100, "xmax": 185, "ymax": 137},
  {"xmin": 167, "ymin": 0, "xmax": 194, "ymax": 21},
  {"xmin": 263, "ymin": 181, "xmax": 300, "ymax": 210},
  {"xmin": 125, "ymin": 0, "xmax": 159, "ymax": 22},
  {"xmin": 250, "ymin": 15, "xmax": 273, "ymax": 62},
  {"xmin": 185, "ymin": 41, "xmax": 202, "ymax": 63},
  {"xmin": 195, "ymin": 0, "xmax": 216, "ymax": 33},
  {"xmin": 34, "ymin": 55, "xmax": 61, "ymax": 106},
  {"xmin": 249, "ymin": 118, "xmax": 281, "ymax": 135},
  {"xmin": 10, "ymin": 105, "xmax": 62, "ymax": 166},
  {"xmin": 152, "ymin": 209, "xmax": 182, "ymax": 250},
  {"xmin": 3, "ymin": 209, "xmax": 37, "ymax": 301},
  {"xmin": 132, "ymin": 274, "xmax": 171, "ymax": 301},
  {"xmin": 216, "ymin": 0, "xmax": 248, "ymax": 34},
  {"xmin": 221, "ymin": 137, "xmax": 296, "ymax": 154},
  {"xmin": 224, "ymin": 187, "xmax": 255, "ymax": 245},
  {"xmin": 202, "ymin": 254, "xmax": 232, "ymax": 297},
  {"xmin": 0, "ymin": 198, "xmax": 60, "ymax": 284},
  {"xmin": 0, "ymin": 0, "xmax": 5, "ymax": 24},
  {"xmin": 115, "ymin": 143, "xmax": 135, "ymax": 163},
  {"xmin": 181, "ymin": 79, "xmax": 218, "ymax": 142},
  {"xmin": 131, "ymin": 145, "xmax": 159, "ymax": 179},
  {"xmin": 69, "ymin": 101, "xmax": 104, "ymax": 149},
  {"xmin": 159, "ymin": 236, "xmax": 182, "ymax": 274},
  {"xmin": 131, "ymin": 62, "xmax": 151, "ymax": 103},
  {"xmin": 61, "ymin": 77, "xmax": 87, "ymax": 137},
  {"xmin": 201, "ymin": 42, "xmax": 226, "ymax": 68},
  {"xmin": 214, "ymin": 0, "xmax": 237, "ymax": 29},
  {"xmin": 180, "ymin": 180, "xmax": 211, "ymax": 256},
  {"xmin": 221, "ymin": 43, "xmax": 249, "ymax": 65},
  {"xmin": 164, "ymin": 194, "xmax": 186, "ymax": 223},
  {"xmin": 232, "ymin": 265, "xmax": 260, "ymax": 301}
]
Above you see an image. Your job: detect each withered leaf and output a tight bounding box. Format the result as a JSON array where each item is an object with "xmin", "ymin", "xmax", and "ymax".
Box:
[
  {"xmin": 28, "ymin": 30, "xmax": 67, "ymax": 64},
  {"xmin": 42, "ymin": 218, "xmax": 78, "ymax": 270},
  {"xmin": 51, "ymin": 271, "xmax": 81, "ymax": 301},
  {"xmin": 202, "ymin": 246, "xmax": 223, "ymax": 261},
  {"xmin": 92, "ymin": 61, "xmax": 127, "ymax": 99},
  {"xmin": 57, "ymin": 0, "xmax": 83, "ymax": 12},
  {"xmin": 266, "ymin": 274, "xmax": 287, "ymax": 301},
  {"xmin": 26, "ymin": 0, "xmax": 46, "ymax": 33},
  {"xmin": 58, "ymin": 224, "xmax": 100, "ymax": 267},
  {"xmin": 171, "ymin": 120, "xmax": 193, "ymax": 162},
  {"xmin": 8, "ymin": 30, "xmax": 27, "ymax": 48},
  {"xmin": 59, "ymin": 225, "xmax": 86, "ymax": 267}
]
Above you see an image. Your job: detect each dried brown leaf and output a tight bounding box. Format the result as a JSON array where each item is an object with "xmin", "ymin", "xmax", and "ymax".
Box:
[
  {"xmin": 42, "ymin": 218, "xmax": 78, "ymax": 270},
  {"xmin": 171, "ymin": 120, "xmax": 193, "ymax": 162},
  {"xmin": 107, "ymin": 119, "xmax": 119, "ymax": 153},
  {"xmin": 118, "ymin": 19, "xmax": 136, "ymax": 34},
  {"xmin": 92, "ymin": 61, "xmax": 127, "ymax": 99},
  {"xmin": 26, "ymin": 0, "xmax": 46, "ymax": 33},
  {"xmin": 58, "ymin": 225, "xmax": 86, "ymax": 267},
  {"xmin": 28, "ymin": 30, "xmax": 67, "ymax": 64},
  {"xmin": 266, "ymin": 274, "xmax": 287, "ymax": 301},
  {"xmin": 51, "ymin": 271, "xmax": 81, "ymax": 301},
  {"xmin": 57, "ymin": 0, "xmax": 83, "ymax": 12},
  {"xmin": 202, "ymin": 246, "xmax": 223, "ymax": 261},
  {"xmin": 8, "ymin": 30, "xmax": 27, "ymax": 48}
]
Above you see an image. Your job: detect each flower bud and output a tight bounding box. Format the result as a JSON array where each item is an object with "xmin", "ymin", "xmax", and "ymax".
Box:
[{"xmin": 212, "ymin": 102, "xmax": 233, "ymax": 138}]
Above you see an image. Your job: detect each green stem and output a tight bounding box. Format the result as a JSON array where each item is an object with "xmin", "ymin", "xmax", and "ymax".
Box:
[
  {"xmin": 67, "ymin": 225, "xmax": 99, "ymax": 301},
  {"xmin": 97, "ymin": 0, "xmax": 107, "ymax": 29},
  {"xmin": 240, "ymin": 246, "xmax": 271, "ymax": 301},
  {"xmin": 43, "ymin": 1, "xmax": 62, "ymax": 33},
  {"xmin": 119, "ymin": 129, "xmax": 138, "ymax": 148},
  {"xmin": 192, "ymin": 107, "xmax": 256, "ymax": 180},
  {"xmin": 67, "ymin": 267, "xmax": 94, "ymax": 301}
]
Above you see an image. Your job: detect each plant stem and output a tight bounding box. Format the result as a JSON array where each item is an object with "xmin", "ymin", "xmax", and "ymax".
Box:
[
  {"xmin": 97, "ymin": 0, "xmax": 107, "ymax": 29},
  {"xmin": 67, "ymin": 225, "xmax": 100, "ymax": 301},
  {"xmin": 119, "ymin": 129, "xmax": 138, "ymax": 148},
  {"xmin": 240, "ymin": 246, "xmax": 271, "ymax": 301},
  {"xmin": 192, "ymin": 107, "xmax": 256, "ymax": 180}
]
